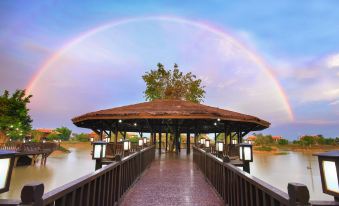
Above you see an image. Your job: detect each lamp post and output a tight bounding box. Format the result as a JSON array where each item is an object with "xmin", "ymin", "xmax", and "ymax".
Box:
[
  {"xmin": 143, "ymin": 137, "xmax": 147, "ymax": 145},
  {"xmin": 138, "ymin": 138, "xmax": 144, "ymax": 150},
  {"xmin": 232, "ymin": 138, "xmax": 237, "ymax": 145},
  {"xmin": 216, "ymin": 141, "xmax": 224, "ymax": 158},
  {"xmin": 205, "ymin": 139, "xmax": 210, "ymax": 152},
  {"xmin": 92, "ymin": 141, "xmax": 108, "ymax": 170},
  {"xmin": 239, "ymin": 143, "xmax": 253, "ymax": 173},
  {"xmin": 200, "ymin": 138, "xmax": 206, "ymax": 147},
  {"xmin": 315, "ymin": 151, "xmax": 339, "ymax": 201},
  {"xmin": 123, "ymin": 140, "xmax": 131, "ymax": 156},
  {"xmin": 0, "ymin": 151, "xmax": 16, "ymax": 193}
]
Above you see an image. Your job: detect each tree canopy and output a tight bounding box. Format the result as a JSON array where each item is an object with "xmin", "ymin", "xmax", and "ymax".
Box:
[
  {"xmin": 56, "ymin": 127, "xmax": 72, "ymax": 141},
  {"xmin": 0, "ymin": 90, "xmax": 33, "ymax": 140},
  {"xmin": 142, "ymin": 63, "xmax": 205, "ymax": 103}
]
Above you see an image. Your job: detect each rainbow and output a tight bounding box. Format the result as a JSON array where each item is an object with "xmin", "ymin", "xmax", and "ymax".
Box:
[{"xmin": 25, "ymin": 15, "xmax": 294, "ymax": 121}]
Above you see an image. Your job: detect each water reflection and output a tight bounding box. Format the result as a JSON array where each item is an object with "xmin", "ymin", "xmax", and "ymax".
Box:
[
  {"xmin": 251, "ymin": 151, "xmax": 332, "ymax": 201},
  {"xmin": 0, "ymin": 144, "xmax": 94, "ymax": 199}
]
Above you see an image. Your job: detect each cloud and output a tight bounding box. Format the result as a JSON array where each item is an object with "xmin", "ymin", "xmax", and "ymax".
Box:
[
  {"xmin": 326, "ymin": 54, "xmax": 339, "ymax": 69},
  {"xmin": 330, "ymin": 100, "xmax": 339, "ymax": 105}
]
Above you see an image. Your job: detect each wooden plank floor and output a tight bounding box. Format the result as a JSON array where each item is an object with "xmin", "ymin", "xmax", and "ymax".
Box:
[{"xmin": 120, "ymin": 150, "xmax": 223, "ymax": 206}]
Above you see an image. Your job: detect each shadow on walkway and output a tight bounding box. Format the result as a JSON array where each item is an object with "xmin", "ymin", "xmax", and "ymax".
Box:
[{"xmin": 120, "ymin": 150, "xmax": 223, "ymax": 206}]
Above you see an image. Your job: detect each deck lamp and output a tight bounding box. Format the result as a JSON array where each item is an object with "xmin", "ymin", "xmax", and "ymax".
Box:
[
  {"xmin": 92, "ymin": 141, "xmax": 107, "ymax": 160},
  {"xmin": 0, "ymin": 151, "xmax": 16, "ymax": 193},
  {"xmin": 42, "ymin": 140, "xmax": 46, "ymax": 143},
  {"xmin": 231, "ymin": 139, "xmax": 237, "ymax": 145},
  {"xmin": 143, "ymin": 137, "xmax": 147, "ymax": 144},
  {"xmin": 200, "ymin": 138, "xmax": 206, "ymax": 145},
  {"xmin": 123, "ymin": 140, "xmax": 131, "ymax": 151},
  {"xmin": 239, "ymin": 143, "xmax": 253, "ymax": 173},
  {"xmin": 90, "ymin": 137, "xmax": 94, "ymax": 142},
  {"xmin": 92, "ymin": 141, "xmax": 107, "ymax": 170},
  {"xmin": 216, "ymin": 141, "xmax": 224, "ymax": 152},
  {"xmin": 105, "ymin": 137, "xmax": 110, "ymax": 143},
  {"xmin": 205, "ymin": 139, "xmax": 210, "ymax": 148},
  {"xmin": 138, "ymin": 138, "xmax": 144, "ymax": 147},
  {"xmin": 315, "ymin": 151, "xmax": 339, "ymax": 201}
]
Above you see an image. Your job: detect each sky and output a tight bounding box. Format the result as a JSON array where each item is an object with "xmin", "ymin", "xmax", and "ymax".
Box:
[{"xmin": 0, "ymin": 1, "xmax": 338, "ymax": 139}]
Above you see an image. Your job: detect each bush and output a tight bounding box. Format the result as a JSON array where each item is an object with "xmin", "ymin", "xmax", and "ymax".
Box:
[
  {"xmin": 46, "ymin": 133, "xmax": 60, "ymax": 141},
  {"xmin": 278, "ymin": 139, "xmax": 289, "ymax": 145},
  {"xmin": 255, "ymin": 146, "xmax": 273, "ymax": 151},
  {"xmin": 74, "ymin": 133, "xmax": 90, "ymax": 142},
  {"xmin": 254, "ymin": 134, "xmax": 273, "ymax": 146},
  {"xmin": 128, "ymin": 136, "xmax": 139, "ymax": 143}
]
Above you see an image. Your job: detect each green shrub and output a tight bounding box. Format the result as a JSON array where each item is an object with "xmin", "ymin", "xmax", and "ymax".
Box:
[
  {"xmin": 73, "ymin": 133, "xmax": 90, "ymax": 142},
  {"xmin": 278, "ymin": 139, "xmax": 289, "ymax": 145},
  {"xmin": 255, "ymin": 146, "xmax": 273, "ymax": 151},
  {"xmin": 46, "ymin": 133, "xmax": 60, "ymax": 141}
]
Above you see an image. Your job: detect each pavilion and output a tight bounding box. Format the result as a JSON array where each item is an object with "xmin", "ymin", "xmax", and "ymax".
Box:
[{"xmin": 72, "ymin": 99, "xmax": 270, "ymax": 154}]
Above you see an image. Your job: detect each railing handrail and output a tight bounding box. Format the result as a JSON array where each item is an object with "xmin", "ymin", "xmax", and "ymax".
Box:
[
  {"xmin": 42, "ymin": 145, "xmax": 155, "ymax": 205},
  {"xmin": 199, "ymin": 146, "xmax": 290, "ymax": 204}
]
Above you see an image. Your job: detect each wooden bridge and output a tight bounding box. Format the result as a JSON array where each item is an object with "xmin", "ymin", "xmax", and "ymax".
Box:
[
  {"xmin": 1, "ymin": 145, "xmax": 338, "ymax": 206},
  {"xmin": 0, "ymin": 142, "xmax": 57, "ymax": 166}
]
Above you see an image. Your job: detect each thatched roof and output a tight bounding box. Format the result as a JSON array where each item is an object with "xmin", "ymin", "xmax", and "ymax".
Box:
[{"xmin": 72, "ymin": 99, "xmax": 270, "ymax": 133}]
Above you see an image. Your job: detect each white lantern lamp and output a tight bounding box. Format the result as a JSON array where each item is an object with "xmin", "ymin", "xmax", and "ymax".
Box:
[
  {"xmin": 143, "ymin": 137, "xmax": 147, "ymax": 144},
  {"xmin": 205, "ymin": 139, "xmax": 210, "ymax": 148},
  {"xmin": 0, "ymin": 151, "xmax": 16, "ymax": 193},
  {"xmin": 231, "ymin": 138, "xmax": 237, "ymax": 145},
  {"xmin": 239, "ymin": 143, "xmax": 253, "ymax": 173},
  {"xmin": 138, "ymin": 138, "xmax": 144, "ymax": 147},
  {"xmin": 316, "ymin": 151, "xmax": 339, "ymax": 201},
  {"xmin": 200, "ymin": 138, "xmax": 206, "ymax": 145},
  {"xmin": 90, "ymin": 137, "xmax": 94, "ymax": 142},
  {"xmin": 216, "ymin": 141, "xmax": 224, "ymax": 152},
  {"xmin": 92, "ymin": 141, "xmax": 108, "ymax": 160},
  {"xmin": 123, "ymin": 140, "xmax": 131, "ymax": 151}
]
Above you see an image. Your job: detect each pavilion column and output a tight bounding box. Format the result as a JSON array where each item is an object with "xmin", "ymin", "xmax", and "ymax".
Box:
[
  {"xmin": 114, "ymin": 127, "xmax": 118, "ymax": 154},
  {"xmin": 153, "ymin": 133, "xmax": 156, "ymax": 145},
  {"xmin": 123, "ymin": 131, "xmax": 127, "ymax": 140},
  {"xmin": 165, "ymin": 132, "xmax": 168, "ymax": 152},
  {"xmin": 237, "ymin": 130, "xmax": 241, "ymax": 143},
  {"xmin": 194, "ymin": 132, "xmax": 198, "ymax": 145},
  {"xmin": 186, "ymin": 132, "xmax": 190, "ymax": 154},
  {"xmin": 175, "ymin": 129, "xmax": 180, "ymax": 155},
  {"xmin": 214, "ymin": 133, "xmax": 217, "ymax": 143},
  {"xmin": 158, "ymin": 132, "xmax": 161, "ymax": 154},
  {"xmin": 100, "ymin": 130, "xmax": 103, "ymax": 141}
]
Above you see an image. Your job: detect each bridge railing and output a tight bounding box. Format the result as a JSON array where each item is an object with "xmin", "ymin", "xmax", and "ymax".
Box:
[
  {"xmin": 193, "ymin": 146, "xmax": 338, "ymax": 206},
  {"xmin": 1, "ymin": 145, "xmax": 155, "ymax": 206}
]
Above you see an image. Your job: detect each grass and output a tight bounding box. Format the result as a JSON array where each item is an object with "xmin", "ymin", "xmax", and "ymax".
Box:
[
  {"xmin": 254, "ymin": 146, "xmax": 273, "ymax": 151},
  {"xmin": 56, "ymin": 145, "xmax": 71, "ymax": 153}
]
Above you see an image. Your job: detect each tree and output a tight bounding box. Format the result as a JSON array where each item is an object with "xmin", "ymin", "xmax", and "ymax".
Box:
[
  {"xmin": 0, "ymin": 90, "xmax": 33, "ymax": 141},
  {"xmin": 73, "ymin": 133, "xmax": 90, "ymax": 142},
  {"xmin": 142, "ymin": 63, "xmax": 205, "ymax": 103},
  {"xmin": 56, "ymin": 127, "xmax": 72, "ymax": 141}
]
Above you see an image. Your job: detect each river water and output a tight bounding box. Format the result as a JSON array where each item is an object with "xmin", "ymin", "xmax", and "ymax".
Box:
[{"xmin": 0, "ymin": 144, "xmax": 333, "ymax": 201}]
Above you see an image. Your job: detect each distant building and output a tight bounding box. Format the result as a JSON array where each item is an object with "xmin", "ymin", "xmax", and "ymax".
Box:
[
  {"xmin": 245, "ymin": 136, "xmax": 256, "ymax": 144},
  {"xmin": 32, "ymin": 128, "xmax": 59, "ymax": 140},
  {"xmin": 89, "ymin": 132, "xmax": 100, "ymax": 141},
  {"xmin": 272, "ymin": 136, "xmax": 282, "ymax": 142}
]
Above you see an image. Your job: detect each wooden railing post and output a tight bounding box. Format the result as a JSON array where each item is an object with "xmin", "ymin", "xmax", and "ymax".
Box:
[
  {"xmin": 20, "ymin": 183, "xmax": 44, "ymax": 206},
  {"xmin": 288, "ymin": 183, "xmax": 310, "ymax": 206}
]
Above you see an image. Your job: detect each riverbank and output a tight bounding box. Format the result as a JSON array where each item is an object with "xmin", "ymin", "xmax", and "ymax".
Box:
[
  {"xmin": 253, "ymin": 144, "xmax": 339, "ymax": 155},
  {"xmin": 50, "ymin": 141, "xmax": 90, "ymax": 157}
]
